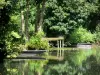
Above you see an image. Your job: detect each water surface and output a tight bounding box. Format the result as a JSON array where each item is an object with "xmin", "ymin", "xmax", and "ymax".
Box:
[{"xmin": 0, "ymin": 47, "xmax": 100, "ymax": 75}]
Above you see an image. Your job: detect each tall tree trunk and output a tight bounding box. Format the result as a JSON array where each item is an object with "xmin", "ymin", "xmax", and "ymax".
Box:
[
  {"xmin": 35, "ymin": 3, "xmax": 40, "ymax": 33},
  {"xmin": 21, "ymin": 10, "xmax": 25, "ymax": 35},
  {"xmin": 20, "ymin": 0, "xmax": 25, "ymax": 36},
  {"xmin": 25, "ymin": 0, "xmax": 29, "ymax": 41},
  {"xmin": 35, "ymin": 0, "xmax": 46, "ymax": 33},
  {"xmin": 39, "ymin": 0, "xmax": 46, "ymax": 32}
]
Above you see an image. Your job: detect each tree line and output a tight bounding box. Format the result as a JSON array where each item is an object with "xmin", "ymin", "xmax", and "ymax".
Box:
[{"xmin": 0, "ymin": 0, "xmax": 100, "ymax": 61}]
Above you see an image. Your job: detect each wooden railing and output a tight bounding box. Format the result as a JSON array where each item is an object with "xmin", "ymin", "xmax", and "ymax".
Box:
[{"xmin": 42, "ymin": 37, "xmax": 64, "ymax": 57}]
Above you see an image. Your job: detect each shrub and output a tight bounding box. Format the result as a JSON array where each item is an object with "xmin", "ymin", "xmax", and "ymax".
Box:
[
  {"xmin": 6, "ymin": 31, "xmax": 24, "ymax": 58},
  {"xmin": 26, "ymin": 31, "xmax": 50, "ymax": 50},
  {"xmin": 70, "ymin": 27, "xmax": 95, "ymax": 44}
]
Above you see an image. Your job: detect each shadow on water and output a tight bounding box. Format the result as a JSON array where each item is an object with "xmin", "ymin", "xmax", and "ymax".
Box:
[
  {"xmin": 0, "ymin": 62, "xmax": 7, "ymax": 75},
  {"xmin": 1, "ymin": 47, "xmax": 100, "ymax": 75},
  {"xmin": 0, "ymin": 50, "xmax": 7, "ymax": 75}
]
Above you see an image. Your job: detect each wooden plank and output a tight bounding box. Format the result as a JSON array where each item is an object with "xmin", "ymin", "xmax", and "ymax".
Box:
[
  {"xmin": 22, "ymin": 50, "xmax": 46, "ymax": 53},
  {"xmin": 42, "ymin": 37, "xmax": 64, "ymax": 41},
  {"xmin": 6, "ymin": 55, "xmax": 44, "ymax": 59}
]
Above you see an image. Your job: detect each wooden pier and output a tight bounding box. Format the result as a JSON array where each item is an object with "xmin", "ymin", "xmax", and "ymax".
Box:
[
  {"xmin": 7, "ymin": 37, "xmax": 65, "ymax": 60},
  {"xmin": 42, "ymin": 37, "xmax": 64, "ymax": 58}
]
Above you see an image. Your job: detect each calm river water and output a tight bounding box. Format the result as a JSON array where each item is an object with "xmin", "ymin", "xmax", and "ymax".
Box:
[{"xmin": 0, "ymin": 47, "xmax": 100, "ymax": 75}]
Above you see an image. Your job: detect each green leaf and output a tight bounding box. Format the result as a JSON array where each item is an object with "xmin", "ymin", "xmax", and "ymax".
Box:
[{"xmin": 11, "ymin": 31, "xmax": 21, "ymax": 38}]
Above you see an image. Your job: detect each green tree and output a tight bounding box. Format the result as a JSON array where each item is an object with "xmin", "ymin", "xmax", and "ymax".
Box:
[
  {"xmin": 0, "ymin": 0, "xmax": 10, "ymax": 62},
  {"xmin": 44, "ymin": 0, "xmax": 99, "ymax": 38},
  {"xmin": 0, "ymin": 0, "xmax": 24, "ymax": 61}
]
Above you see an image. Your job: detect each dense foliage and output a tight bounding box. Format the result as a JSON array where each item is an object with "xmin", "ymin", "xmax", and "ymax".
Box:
[
  {"xmin": 0, "ymin": 0, "xmax": 100, "ymax": 61},
  {"xmin": 44, "ymin": 0, "xmax": 99, "ymax": 37},
  {"xmin": 0, "ymin": 0, "xmax": 24, "ymax": 61},
  {"xmin": 26, "ymin": 31, "xmax": 50, "ymax": 50},
  {"xmin": 70, "ymin": 27, "xmax": 95, "ymax": 43}
]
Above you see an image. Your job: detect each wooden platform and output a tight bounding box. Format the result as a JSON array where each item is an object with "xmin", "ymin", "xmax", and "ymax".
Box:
[
  {"xmin": 6, "ymin": 50, "xmax": 46, "ymax": 60},
  {"xmin": 22, "ymin": 50, "xmax": 46, "ymax": 53},
  {"xmin": 42, "ymin": 37, "xmax": 64, "ymax": 41}
]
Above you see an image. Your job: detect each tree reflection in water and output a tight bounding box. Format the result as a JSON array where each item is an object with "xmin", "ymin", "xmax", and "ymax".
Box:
[
  {"xmin": 43, "ymin": 49, "xmax": 100, "ymax": 75},
  {"xmin": 4, "ymin": 60, "xmax": 48, "ymax": 75},
  {"xmin": 1, "ymin": 48, "xmax": 100, "ymax": 75}
]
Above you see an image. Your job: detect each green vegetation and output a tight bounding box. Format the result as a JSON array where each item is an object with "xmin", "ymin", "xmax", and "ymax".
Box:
[
  {"xmin": 44, "ymin": 0, "xmax": 99, "ymax": 37},
  {"xmin": 70, "ymin": 27, "xmax": 95, "ymax": 43},
  {"xmin": 26, "ymin": 31, "xmax": 50, "ymax": 50},
  {"xmin": 0, "ymin": 0, "xmax": 23, "ymax": 61},
  {"xmin": 0, "ymin": 0, "xmax": 100, "ymax": 61},
  {"xmin": 1, "ymin": 1, "xmax": 100, "ymax": 75}
]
